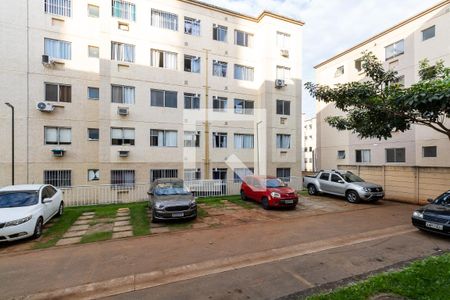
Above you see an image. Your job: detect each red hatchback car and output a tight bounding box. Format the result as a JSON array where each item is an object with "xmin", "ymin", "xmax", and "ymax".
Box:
[{"xmin": 240, "ymin": 176, "xmax": 298, "ymax": 209}]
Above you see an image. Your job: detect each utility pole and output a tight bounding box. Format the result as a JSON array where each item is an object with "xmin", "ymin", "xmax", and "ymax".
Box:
[
  {"xmin": 203, "ymin": 49, "xmax": 211, "ymax": 179},
  {"xmin": 5, "ymin": 102, "xmax": 14, "ymax": 185}
]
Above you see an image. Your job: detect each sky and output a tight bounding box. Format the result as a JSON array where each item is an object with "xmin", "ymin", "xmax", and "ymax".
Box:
[{"xmin": 203, "ymin": 0, "xmax": 443, "ymax": 118}]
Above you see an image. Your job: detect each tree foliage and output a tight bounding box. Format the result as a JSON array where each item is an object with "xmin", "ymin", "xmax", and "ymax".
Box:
[{"xmin": 305, "ymin": 52, "xmax": 450, "ymax": 140}]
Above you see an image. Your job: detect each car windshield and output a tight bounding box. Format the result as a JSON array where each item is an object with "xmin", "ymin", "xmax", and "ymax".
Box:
[
  {"xmin": 0, "ymin": 191, "xmax": 39, "ymax": 208},
  {"xmin": 433, "ymin": 193, "xmax": 450, "ymax": 206},
  {"xmin": 154, "ymin": 183, "xmax": 191, "ymax": 196},
  {"xmin": 264, "ymin": 179, "xmax": 286, "ymax": 188},
  {"xmin": 341, "ymin": 172, "xmax": 365, "ymax": 183}
]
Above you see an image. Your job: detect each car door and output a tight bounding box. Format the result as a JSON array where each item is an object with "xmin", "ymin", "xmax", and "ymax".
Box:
[
  {"xmin": 46, "ymin": 186, "xmax": 59, "ymax": 215},
  {"xmin": 251, "ymin": 179, "xmax": 266, "ymax": 202},
  {"xmin": 329, "ymin": 174, "xmax": 346, "ymax": 195},
  {"xmin": 40, "ymin": 187, "xmax": 53, "ymax": 222},
  {"xmin": 318, "ymin": 172, "xmax": 331, "ymax": 192}
]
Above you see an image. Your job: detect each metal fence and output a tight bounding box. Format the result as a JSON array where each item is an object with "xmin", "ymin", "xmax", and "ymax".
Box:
[{"xmin": 61, "ymin": 176, "xmax": 304, "ymax": 207}]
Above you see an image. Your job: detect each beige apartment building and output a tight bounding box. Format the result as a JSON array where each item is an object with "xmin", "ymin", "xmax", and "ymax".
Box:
[
  {"xmin": 315, "ymin": 0, "xmax": 450, "ymax": 171},
  {"xmin": 0, "ymin": 0, "xmax": 303, "ymax": 187},
  {"xmin": 302, "ymin": 115, "xmax": 316, "ymax": 172}
]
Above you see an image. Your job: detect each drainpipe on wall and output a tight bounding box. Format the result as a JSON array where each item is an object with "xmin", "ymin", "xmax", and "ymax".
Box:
[{"xmin": 203, "ymin": 49, "xmax": 211, "ymax": 179}]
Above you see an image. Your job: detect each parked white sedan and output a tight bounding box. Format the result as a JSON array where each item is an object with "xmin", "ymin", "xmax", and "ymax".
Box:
[{"xmin": 0, "ymin": 184, "xmax": 64, "ymax": 242}]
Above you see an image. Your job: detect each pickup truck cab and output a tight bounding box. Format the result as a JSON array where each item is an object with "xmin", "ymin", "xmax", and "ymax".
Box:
[{"xmin": 303, "ymin": 170, "xmax": 384, "ymax": 203}]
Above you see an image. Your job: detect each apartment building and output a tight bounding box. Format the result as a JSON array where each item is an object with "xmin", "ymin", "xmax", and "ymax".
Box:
[
  {"xmin": 302, "ymin": 115, "xmax": 316, "ymax": 172},
  {"xmin": 315, "ymin": 0, "xmax": 450, "ymax": 170},
  {"xmin": 0, "ymin": 0, "xmax": 303, "ymax": 187}
]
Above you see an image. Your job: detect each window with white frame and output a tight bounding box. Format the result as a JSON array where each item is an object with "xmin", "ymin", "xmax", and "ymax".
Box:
[
  {"xmin": 423, "ymin": 146, "xmax": 437, "ymax": 158},
  {"xmin": 111, "ymin": 127, "xmax": 135, "ymax": 145},
  {"xmin": 111, "ymin": 41, "xmax": 135, "ymax": 62},
  {"xmin": 335, "ymin": 66, "xmax": 344, "ymax": 77},
  {"xmin": 355, "ymin": 149, "xmax": 371, "ymax": 163},
  {"xmin": 184, "ymin": 168, "xmax": 201, "ymax": 181},
  {"xmin": 151, "ymin": 49, "xmax": 177, "ymax": 70},
  {"xmin": 111, "ymin": 170, "xmax": 135, "ymax": 186},
  {"xmin": 45, "ymin": 127, "xmax": 71, "ymax": 145},
  {"xmin": 150, "ymin": 169, "xmax": 178, "ymax": 182},
  {"xmin": 111, "ymin": 85, "xmax": 135, "ymax": 104},
  {"xmin": 184, "ymin": 93, "xmax": 200, "ymax": 109},
  {"xmin": 88, "ymin": 169, "xmax": 100, "ymax": 181},
  {"xmin": 234, "ymin": 134, "xmax": 254, "ymax": 149},
  {"xmin": 44, "ymin": 0, "xmax": 71, "ymax": 17},
  {"xmin": 213, "ymin": 132, "xmax": 227, "ymax": 148},
  {"xmin": 184, "ymin": 17, "xmax": 200, "ymax": 36},
  {"xmin": 355, "ymin": 58, "xmax": 363, "ymax": 72},
  {"xmin": 213, "ymin": 24, "xmax": 227, "ymax": 42},
  {"xmin": 88, "ymin": 128, "xmax": 99, "ymax": 141},
  {"xmin": 276, "ymin": 134, "xmax": 291, "ymax": 149},
  {"xmin": 44, "ymin": 38, "xmax": 71, "ymax": 60},
  {"xmin": 234, "ymin": 65, "xmax": 254, "ymax": 81},
  {"xmin": 213, "ymin": 96, "xmax": 227, "ymax": 112},
  {"xmin": 184, "ymin": 131, "xmax": 200, "ymax": 147},
  {"xmin": 88, "ymin": 45, "xmax": 99, "ymax": 58},
  {"xmin": 233, "ymin": 168, "xmax": 254, "ymax": 183},
  {"xmin": 88, "ymin": 87, "xmax": 99, "ymax": 100},
  {"xmin": 385, "ymin": 39, "xmax": 405, "ymax": 60},
  {"xmin": 386, "ymin": 148, "xmax": 405, "ymax": 163},
  {"xmin": 235, "ymin": 30, "xmax": 252, "ymax": 47},
  {"xmin": 150, "ymin": 129, "xmax": 178, "ymax": 147},
  {"xmin": 337, "ymin": 150, "xmax": 346, "ymax": 159},
  {"xmin": 422, "ymin": 25, "xmax": 435, "ymax": 41},
  {"xmin": 184, "ymin": 55, "xmax": 200, "ymax": 73},
  {"xmin": 151, "ymin": 9, "xmax": 178, "ymax": 31},
  {"xmin": 276, "ymin": 66, "xmax": 290, "ymax": 81},
  {"xmin": 276, "ymin": 100, "xmax": 290, "ymax": 115},
  {"xmin": 234, "ymin": 99, "xmax": 254, "ymax": 115},
  {"xmin": 276, "ymin": 32, "xmax": 290, "ymax": 49},
  {"xmin": 213, "ymin": 60, "xmax": 227, "ymax": 77},
  {"xmin": 45, "ymin": 83, "xmax": 71, "ymax": 103},
  {"xmin": 44, "ymin": 170, "xmax": 72, "ymax": 187},
  {"xmin": 151, "ymin": 89, "xmax": 177, "ymax": 108},
  {"xmin": 112, "ymin": 0, "xmax": 136, "ymax": 21},
  {"xmin": 276, "ymin": 168, "xmax": 291, "ymax": 182},
  {"xmin": 88, "ymin": 4, "xmax": 99, "ymax": 18}
]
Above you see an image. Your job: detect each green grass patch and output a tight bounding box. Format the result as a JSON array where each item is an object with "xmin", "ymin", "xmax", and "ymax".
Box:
[
  {"xmin": 197, "ymin": 207, "xmax": 208, "ymax": 218},
  {"xmin": 130, "ymin": 203, "xmax": 150, "ymax": 236},
  {"xmin": 307, "ymin": 253, "xmax": 450, "ymax": 300},
  {"xmin": 197, "ymin": 195, "xmax": 256, "ymax": 209},
  {"xmin": 80, "ymin": 231, "xmax": 112, "ymax": 244},
  {"xmin": 298, "ymin": 189, "xmax": 309, "ymax": 197}
]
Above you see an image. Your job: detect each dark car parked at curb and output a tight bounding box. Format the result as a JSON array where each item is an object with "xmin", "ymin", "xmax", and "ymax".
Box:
[
  {"xmin": 148, "ymin": 178, "xmax": 197, "ymax": 223},
  {"xmin": 240, "ymin": 176, "xmax": 298, "ymax": 210},
  {"xmin": 412, "ymin": 190, "xmax": 450, "ymax": 236}
]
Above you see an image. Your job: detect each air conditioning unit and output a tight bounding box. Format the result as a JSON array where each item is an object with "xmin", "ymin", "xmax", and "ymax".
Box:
[
  {"xmin": 42, "ymin": 55, "xmax": 55, "ymax": 67},
  {"xmin": 52, "ymin": 149, "xmax": 65, "ymax": 157},
  {"xmin": 36, "ymin": 102, "xmax": 55, "ymax": 112},
  {"xmin": 117, "ymin": 107, "xmax": 129, "ymax": 116},
  {"xmin": 119, "ymin": 150, "xmax": 129, "ymax": 157},
  {"xmin": 281, "ymin": 49, "xmax": 289, "ymax": 57},
  {"xmin": 275, "ymin": 79, "xmax": 286, "ymax": 88}
]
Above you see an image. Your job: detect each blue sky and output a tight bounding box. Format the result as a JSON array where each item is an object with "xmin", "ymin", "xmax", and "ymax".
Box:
[{"xmin": 204, "ymin": 0, "xmax": 442, "ymax": 118}]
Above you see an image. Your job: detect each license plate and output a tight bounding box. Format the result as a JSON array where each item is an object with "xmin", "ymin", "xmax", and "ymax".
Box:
[
  {"xmin": 426, "ymin": 222, "xmax": 443, "ymax": 230},
  {"xmin": 284, "ymin": 200, "xmax": 294, "ymax": 204},
  {"xmin": 172, "ymin": 212, "xmax": 184, "ymax": 217}
]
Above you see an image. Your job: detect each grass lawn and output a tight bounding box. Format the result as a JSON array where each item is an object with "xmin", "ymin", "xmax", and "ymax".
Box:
[
  {"xmin": 197, "ymin": 195, "xmax": 257, "ymax": 209},
  {"xmin": 80, "ymin": 231, "xmax": 112, "ymax": 244},
  {"xmin": 307, "ymin": 253, "xmax": 450, "ymax": 300},
  {"xmin": 298, "ymin": 189, "xmax": 309, "ymax": 197}
]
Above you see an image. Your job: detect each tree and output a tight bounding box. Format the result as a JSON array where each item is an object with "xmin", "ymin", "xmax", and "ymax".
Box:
[{"xmin": 305, "ymin": 52, "xmax": 450, "ymax": 140}]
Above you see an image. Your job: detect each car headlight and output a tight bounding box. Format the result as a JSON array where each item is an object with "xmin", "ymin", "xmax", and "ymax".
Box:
[
  {"xmin": 155, "ymin": 203, "xmax": 165, "ymax": 210},
  {"xmin": 5, "ymin": 215, "xmax": 32, "ymax": 227},
  {"xmin": 271, "ymin": 192, "xmax": 281, "ymax": 198},
  {"xmin": 413, "ymin": 211, "xmax": 424, "ymax": 219},
  {"xmin": 190, "ymin": 199, "xmax": 197, "ymax": 207},
  {"xmin": 363, "ymin": 188, "xmax": 371, "ymax": 192}
]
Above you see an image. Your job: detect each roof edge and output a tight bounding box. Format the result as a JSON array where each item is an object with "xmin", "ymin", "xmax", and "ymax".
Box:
[{"xmin": 314, "ymin": 0, "xmax": 450, "ymax": 69}]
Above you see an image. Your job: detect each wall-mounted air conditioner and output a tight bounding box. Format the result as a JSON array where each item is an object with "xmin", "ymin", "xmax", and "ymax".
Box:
[
  {"xmin": 280, "ymin": 49, "xmax": 289, "ymax": 57},
  {"xmin": 275, "ymin": 79, "xmax": 286, "ymax": 88},
  {"xmin": 118, "ymin": 107, "xmax": 129, "ymax": 116},
  {"xmin": 36, "ymin": 102, "xmax": 55, "ymax": 112},
  {"xmin": 52, "ymin": 149, "xmax": 65, "ymax": 157},
  {"xmin": 119, "ymin": 150, "xmax": 129, "ymax": 157}
]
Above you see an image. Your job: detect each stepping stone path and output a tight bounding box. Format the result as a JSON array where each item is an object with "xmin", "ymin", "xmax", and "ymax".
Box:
[
  {"xmin": 112, "ymin": 208, "xmax": 133, "ymax": 239},
  {"xmin": 56, "ymin": 212, "xmax": 94, "ymax": 246},
  {"xmin": 148, "ymin": 207, "xmax": 171, "ymax": 234}
]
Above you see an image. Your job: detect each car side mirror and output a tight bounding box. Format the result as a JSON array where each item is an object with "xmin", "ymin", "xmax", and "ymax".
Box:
[
  {"xmin": 147, "ymin": 191, "xmax": 154, "ymax": 196},
  {"xmin": 427, "ymin": 198, "xmax": 434, "ymax": 203},
  {"xmin": 43, "ymin": 198, "xmax": 52, "ymax": 203}
]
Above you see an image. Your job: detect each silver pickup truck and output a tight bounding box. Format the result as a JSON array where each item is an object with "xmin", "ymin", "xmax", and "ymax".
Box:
[{"xmin": 303, "ymin": 170, "xmax": 384, "ymax": 203}]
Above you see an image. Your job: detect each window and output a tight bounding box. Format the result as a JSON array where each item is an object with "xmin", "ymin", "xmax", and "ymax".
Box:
[
  {"xmin": 88, "ymin": 128, "xmax": 99, "ymax": 141},
  {"xmin": 213, "ymin": 60, "xmax": 227, "ymax": 77},
  {"xmin": 184, "ymin": 55, "xmax": 200, "ymax": 73},
  {"xmin": 213, "ymin": 24, "xmax": 227, "ymax": 42},
  {"xmin": 45, "ymin": 83, "xmax": 71, "ymax": 102},
  {"xmin": 88, "ymin": 45, "xmax": 99, "ymax": 58},
  {"xmin": 111, "ymin": 170, "xmax": 135, "ymax": 187},
  {"xmin": 319, "ymin": 173, "xmax": 330, "ymax": 181},
  {"xmin": 45, "ymin": 127, "xmax": 71, "ymax": 145},
  {"xmin": 88, "ymin": 4, "xmax": 99, "ymax": 17},
  {"xmin": 111, "ymin": 85, "xmax": 135, "ymax": 104},
  {"xmin": 335, "ymin": 66, "xmax": 344, "ymax": 77},
  {"xmin": 276, "ymin": 168, "xmax": 291, "ymax": 181},
  {"xmin": 112, "ymin": 0, "xmax": 136, "ymax": 21},
  {"xmin": 304, "ymin": 147, "xmax": 307, "ymax": 152},
  {"xmin": 151, "ymin": 89, "xmax": 177, "ymax": 108},
  {"xmin": 423, "ymin": 146, "xmax": 437, "ymax": 158},
  {"xmin": 44, "ymin": 38, "xmax": 71, "ymax": 60},
  {"xmin": 151, "ymin": 9, "xmax": 178, "ymax": 31},
  {"xmin": 184, "ymin": 131, "xmax": 200, "ymax": 147},
  {"xmin": 88, "ymin": 87, "xmax": 99, "ymax": 100},
  {"xmin": 276, "ymin": 66, "xmax": 290, "ymax": 81},
  {"xmin": 111, "ymin": 128, "xmax": 135, "ymax": 145},
  {"xmin": 44, "ymin": 0, "xmax": 71, "ymax": 17},
  {"xmin": 234, "ymin": 65, "xmax": 254, "ymax": 81},
  {"xmin": 235, "ymin": 30, "xmax": 252, "ymax": 47},
  {"xmin": 331, "ymin": 174, "xmax": 343, "ymax": 183},
  {"xmin": 276, "ymin": 134, "xmax": 291, "ymax": 149},
  {"xmin": 151, "ymin": 169, "xmax": 178, "ymax": 182},
  {"xmin": 355, "ymin": 58, "xmax": 362, "ymax": 72},
  {"xmin": 276, "ymin": 100, "xmax": 290, "ymax": 115},
  {"xmin": 184, "ymin": 169, "xmax": 201, "ymax": 181},
  {"xmin": 234, "ymin": 134, "xmax": 254, "ymax": 149},
  {"xmin": 337, "ymin": 150, "xmax": 346, "ymax": 159},
  {"xmin": 184, "ymin": 93, "xmax": 200, "ymax": 109},
  {"xmin": 386, "ymin": 148, "xmax": 405, "ymax": 163},
  {"xmin": 111, "ymin": 42, "xmax": 135, "ymax": 63},
  {"xmin": 213, "ymin": 132, "xmax": 227, "ymax": 148},
  {"xmin": 309, "ymin": 147, "xmax": 313, "ymax": 151},
  {"xmin": 213, "ymin": 97, "xmax": 227, "ymax": 112},
  {"xmin": 422, "ymin": 25, "xmax": 435, "ymax": 41},
  {"xmin": 393, "ymin": 75, "xmax": 405, "ymax": 86},
  {"xmin": 88, "ymin": 169, "xmax": 100, "ymax": 181},
  {"xmin": 234, "ymin": 99, "xmax": 254, "ymax": 115},
  {"xmin": 151, "ymin": 49, "xmax": 177, "ymax": 70},
  {"xmin": 356, "ymin": 149, "xmax": 371, "ymax": 163},
  {"xmin": 44, "ymin": 170, "xmax": 72, "ymax": 187},
  {"xmin": 184, "ymin": 17, "xmax": 200, "ymax": 36},
  {"xmin": 385, "ymin": 39, "xmax": 405, "ymax": 60},
  {"xmin": 233, "ymin": 168, "xmax": 254, "ymax": 183},
  {"xmin": 150, "ymin": 130, "xmax": 177, "ymax": 147},
  {"xmin": 276, "ymin": 32, "xmax": 290, "ymax": 49}
]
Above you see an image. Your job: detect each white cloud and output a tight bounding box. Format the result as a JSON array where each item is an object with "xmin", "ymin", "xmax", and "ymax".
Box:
[{"xmin": 201, "ymin": 0, "xmax": 442, "ymax": 117}]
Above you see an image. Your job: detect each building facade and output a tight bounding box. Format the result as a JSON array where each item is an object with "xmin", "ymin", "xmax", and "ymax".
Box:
[
  {"xmin": 302, "ymin": 115, "xmax": 316, "ymax": 172},
  {"xmin": 315, "ymin": 0, "xmax": 450, "ymax": 171},
  {"xmin": 0, "ymin": 0, "xmax": 303, "ymax": 187}
]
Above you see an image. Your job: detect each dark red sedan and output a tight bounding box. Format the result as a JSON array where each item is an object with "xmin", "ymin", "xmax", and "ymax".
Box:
[{"xmin": 240, "ymin": 176, "xmax": 298, "ymax": 210}]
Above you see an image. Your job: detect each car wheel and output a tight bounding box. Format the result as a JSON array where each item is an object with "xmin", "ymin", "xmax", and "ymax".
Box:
[
  {"xmin": 308, "ymin": 184, "xmax": 318, "ymax": 195},
  {"xmin": 33, "ymin": 217, "xmax": 43, "ymax": 239},
  {"xmin": 262, "ymin": 197, "xmax": 270, "ymax": 210},
  {"xmin": 240, "ymin": 190, "xmax": 248, "ymax": 201},
  {"xmin": 57, "ymin": 202, "xmax": 64, "ymax": 216},
  {"xmin": 346, "ymin": 190, "xmax": 360, "ymax": 204}
]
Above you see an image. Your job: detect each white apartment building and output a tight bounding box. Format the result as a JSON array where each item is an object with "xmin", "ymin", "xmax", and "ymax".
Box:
[
  {"xmin": 302, "ymin": 115, "xmax": 316, "ymax": 172},
  {"xmin": 315, "ymin": 0, "xmax": 450, "ymax": 170},
  {"xmin": 0, "ymin": 0, "xmax": 304, "ymax": 187}
]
